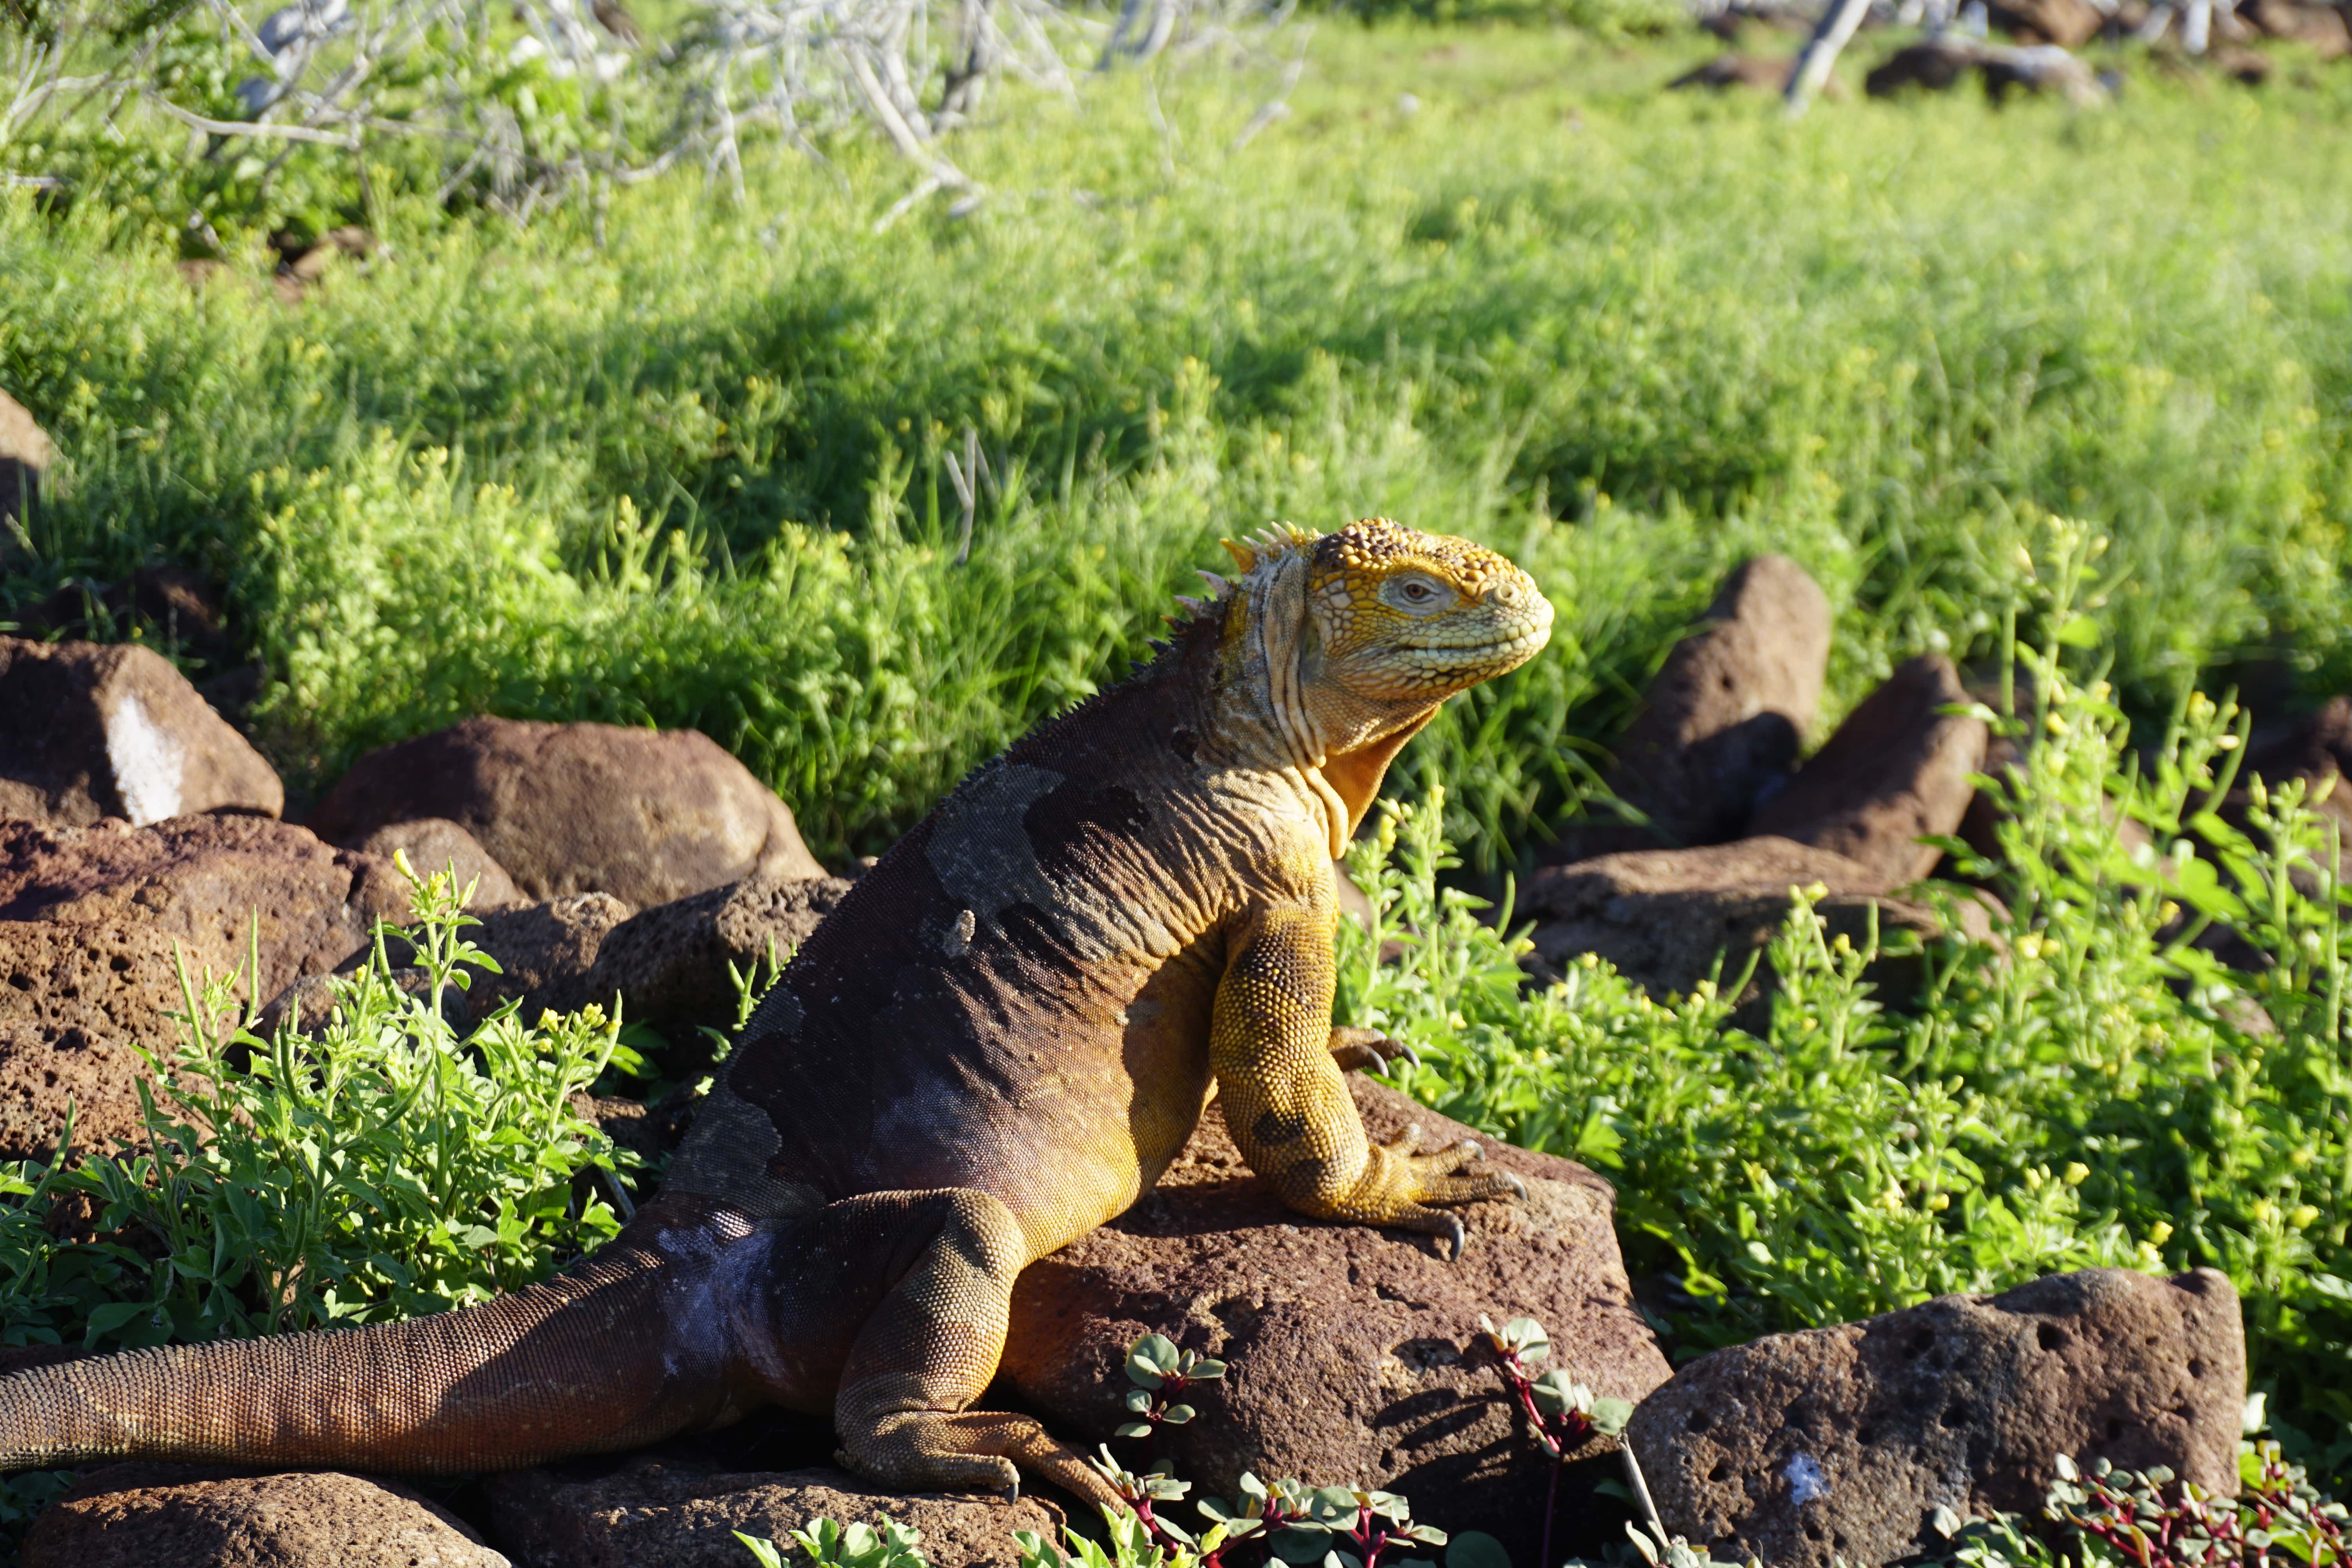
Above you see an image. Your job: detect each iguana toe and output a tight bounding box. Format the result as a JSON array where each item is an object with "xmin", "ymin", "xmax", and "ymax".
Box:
[{"xmin": 1327, "ymin": 1027, "xmax": 1419, "ymax": 1074}]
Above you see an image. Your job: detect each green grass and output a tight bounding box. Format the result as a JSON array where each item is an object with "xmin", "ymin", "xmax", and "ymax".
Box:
[{"xmin": 6, "ymin": 27, "xmax": 2352, "ymax": 867}]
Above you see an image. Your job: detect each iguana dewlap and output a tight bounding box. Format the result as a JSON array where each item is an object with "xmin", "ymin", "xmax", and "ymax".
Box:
[{"xmin": 0, "ymin": 519, "xmax": 1554, "ymax": 1507}]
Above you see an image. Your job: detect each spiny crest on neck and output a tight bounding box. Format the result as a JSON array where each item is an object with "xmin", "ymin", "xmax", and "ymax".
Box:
[{"xmin": 1151, "ymin": 522, "xmax": 1314, "ymax": 644}]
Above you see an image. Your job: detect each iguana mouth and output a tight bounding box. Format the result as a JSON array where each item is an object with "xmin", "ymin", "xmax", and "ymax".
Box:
[{"xmin": 1401, "ymin": 625, "xmax": 1552, "ymax": 671}]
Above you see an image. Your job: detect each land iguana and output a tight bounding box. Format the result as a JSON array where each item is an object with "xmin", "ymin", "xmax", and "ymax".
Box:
[{"xmin": 0, "ymin": 518, "xmax": 1555, "ymax": 1507}]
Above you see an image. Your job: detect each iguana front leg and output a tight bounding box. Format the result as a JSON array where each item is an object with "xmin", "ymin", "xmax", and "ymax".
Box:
[{"xmin": 1213, "ymin": 904, "xmax": 1521, "ymax": 1258}]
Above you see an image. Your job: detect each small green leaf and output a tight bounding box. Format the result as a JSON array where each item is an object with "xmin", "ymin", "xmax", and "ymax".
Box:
[
  {"xmin": 1272, "ymin": 1526, "xmax": 1332, "ymax": 1562},
  {"xmin": 81, "ymin": 1299, "xmax": 153, "ymax": 1339},
  {"xmin": 1127, "ymin": 1333, "xmax": 1179, "ymax": 1387},
  {"xmin": 1446, "ymin": 1531, "xmax": 1511, "ymax": 1568},
  {"xmin": 1162, "ymin": 1404, "xmax": 1195, "ymax": 1425},
  {"xmin": 1114, "ymin": 1421, "xmax": 1153, "ymax": 1439},
  {"xmin": 2054, "ymin": 614, "xmax": 2101, "ymax": 649},
  {"xmin": 735, "ymin": 1531, "xmax": 789, "ymax": 1568}
]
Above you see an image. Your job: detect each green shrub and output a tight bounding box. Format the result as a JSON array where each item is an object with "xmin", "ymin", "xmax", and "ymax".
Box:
[
  {"xmin": 1339, "ymin": 526, "xmax": 2352, "ymax": 1487},
  {"xmin": 0, "ymin": 859, "xmax": 637, "ymax": 1534},
  {"xmin": 0, "ymin": 859, "xmax": 635, "ymax": 1354}
]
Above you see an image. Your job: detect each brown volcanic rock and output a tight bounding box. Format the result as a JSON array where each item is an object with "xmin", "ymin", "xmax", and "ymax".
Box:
[
  {"xmin": 352, "ymin": 816, "xmax": 528, "ymax": 911},
  {"xmin": 22, "ymin": 1463, "xmax": 506, "ymax": 1568},
  {"xmin": 0, "ymin": 389, "xmax": 53, "ymax": 545},
  {"xmin": 305, "ymin": 717, "xmax": 824, "ymax": 909},
  {"xmin": 1751, "ymin": 655, "xmax": 1988, "ymax": 885},
  {"xmin": 0, "ymin": 919, "xmax": 204, "ymax": 1158},
  {"xmin": 2242, "ymin": 0, "xmax": 2350, "ymax": 50},
  {"xmin": 1520, "ymin": 836, "xmax": 1985, "ymax": 1000},
  {"xmin": 0, "ymin": 815, "xmax": 408, "ymax": 1005},
  {"xmin": 486, "ymin": 1455, "xmax": 1060, "ymax": 1568},
  {"xmin": 581, "ymin": 873, "xmax": 853, "ymax": 1042},
  {"xmin": 1867, "ymin": 38, "xmax": 1979, "ymax": 93},
  {"xmin": 469, "ymin": 893, "xmax": 637, "ymax": 1019},
  {"xmin": 0, "ymin": 638, "xmax": 283, "ymax": 828},
  {"xmin": 1986, "ymin": 0, "xmax": 2102, "ymax": 45},
  {"xmin": 1586, "ymin": 555, "xmax": 1831, "ymax": 857},
  {"xmin": 256, "ymin": 890, "xmax": 635, "ymax": 1040},
  {"xmin": 1867, "ymin": 38, "xmax": 2104, "ymax": 102},
  {"xmin": 1628, "ymin": 1269, "xmax": 2245, "ymax": 1568},
  {"xmin": 999, "ymin": 1077, "xmax": 1669, "ymax": 1564}
]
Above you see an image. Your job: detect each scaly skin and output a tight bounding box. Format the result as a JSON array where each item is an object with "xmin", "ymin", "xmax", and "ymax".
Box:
[{"xmin": 0, "ymin": 519, "xmax": 1554, "ymax": 1508}]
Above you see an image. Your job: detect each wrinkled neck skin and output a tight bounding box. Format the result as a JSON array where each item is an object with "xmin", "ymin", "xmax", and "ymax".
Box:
[{"xmin": 1194, "ymin": 551, "xmax": 1439, "ymax": 858}]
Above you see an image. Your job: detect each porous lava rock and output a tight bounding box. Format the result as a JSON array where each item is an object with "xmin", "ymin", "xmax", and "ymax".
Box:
[
  {"xmin": 305, "ymin": 717, "xmax": 824, "ymax": 908},
  {"xmin": 1750, "ymin": 654, "xmax": 1988, "ymax": 885},
  {"xmin": 580, "ymin": 872, "xmax": 853, "ymax": 1046},
  {"xmin": 0, "ymin": 918, "xmax": 205, "ymax": 1158},
  {"xmin": 998, "ymin": 1077, "xmax": 1670, "ymax": 1564},
  {"xmin": 255, "ymin": 890, "xmax": 634, "ymax": 1040},
  {"xmin": 1520, "ymin": 836, "xmax": 1987, "ymax": 1001},
  {"xmin": 1985, "ymin": 0, "xmax": 2102, "ymax": 45},
  {"xmin": 1626, "ymin": 1268, "xmax": 2246, "ymax": 1568},
  {"xmin": 1866, "ymin": 38, "xmax": 2103, "ymax": 102},
  {"xmin": 0, "ymin": 638, "xmax": 283, "ymax": 827},
  {"xmin": 21, "ymin": 1463, "xmax": 507, "ymax": 1568},
  {"xmin": 0, "ymin": 815, "xmax": 409, "ymax": 1005},
  {"xmin": 485, "ymin": 1455, "xmax": 1061, "ymax": 1568},
  {"xmin": 1978, "ymin": 42, "xmax": 2107, "ymax": 102},
  {"xmin": 0, "ymin": 389, "xmax": 52, "ymax": 543},
  {"xmin": 1867, "ymin": 37, "xmax": 1978, "ymax": 91},
  {"xmin": 2241, "ymin": 0, "xmax": 2349, "ymax": 50},
  {"xmin": 351, "ymin": 817, "xmax": 528, "ymax": 910},
  {"xmin": 1559, "ymin": 555, "xmax": 1830, "ymax": 862},
  {"xmin": 468, "ymin": 893, "xmax": 637, "ymax": 1018}
]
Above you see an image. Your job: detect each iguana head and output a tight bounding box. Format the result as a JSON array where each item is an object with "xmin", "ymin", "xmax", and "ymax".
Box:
[{"xmin": 1178, "ymin": 517, "xmax": 1553, "ymax": 853}]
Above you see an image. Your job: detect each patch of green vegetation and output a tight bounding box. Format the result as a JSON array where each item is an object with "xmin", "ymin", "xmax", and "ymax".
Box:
[
  {"xmin": 7, "ymin": 28, "xmax": 2352, "ymax": 869},
  {"xmin": 1339, "ymin": 528, "xmax": 2352, "ymax": 1488},
  {"xmin": 0, "ymin": 862, "xmax": 633, "ymax": 1355},
  {"xmin": 0, "ymin": 861, "xmax": 634, "ymax": 1538}
]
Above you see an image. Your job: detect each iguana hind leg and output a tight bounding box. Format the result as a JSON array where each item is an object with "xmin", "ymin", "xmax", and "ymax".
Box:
[{"xmin": 775, "ymin": 1189, "xmax": 1116, "ymax": 1509}]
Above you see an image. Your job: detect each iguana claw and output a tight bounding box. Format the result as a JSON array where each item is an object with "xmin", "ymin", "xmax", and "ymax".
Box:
[{"xmin": 1443, "ymin": 1213, "xmax": 1468, "ymax": 1262}]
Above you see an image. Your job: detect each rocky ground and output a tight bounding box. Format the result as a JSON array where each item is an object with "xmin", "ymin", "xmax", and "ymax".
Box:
[
  {"xmin": 1669, "ymin": 0, "xmax": 2352, "ymax": 104},
  {"xmin": 0, "ymin": 399, "xmax": 2334, "ymax": 1565}
]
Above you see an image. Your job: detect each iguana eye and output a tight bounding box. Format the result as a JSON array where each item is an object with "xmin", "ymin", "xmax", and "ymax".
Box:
[{"xmin": 1381, "ymin": 575, "xmax": 1455, "ymax": 615}]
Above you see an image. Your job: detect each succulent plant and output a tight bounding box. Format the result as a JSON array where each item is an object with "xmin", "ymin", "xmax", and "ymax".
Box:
[
  {"xmin": 736, "ymin": 1517, "xmax": 929, "ymax": 1568},
  {"xmin": 1923, "ymin": 1441, "xmax": 2351, "ymax": 1568},
  {"xmin": 1116, "ymin": 1333, "xmax": 1229, "ymax": 1446}
]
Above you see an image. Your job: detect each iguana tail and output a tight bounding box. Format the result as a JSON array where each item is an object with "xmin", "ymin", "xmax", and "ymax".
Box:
[{"xmin": 0, "ymin": 1204, "xmax": 754, "ymax": 1476}]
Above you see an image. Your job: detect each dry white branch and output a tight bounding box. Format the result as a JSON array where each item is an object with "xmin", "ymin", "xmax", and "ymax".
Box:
[{"xmin": 145, "ymin": 91, "xmax": 364, "ymax": 143}]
